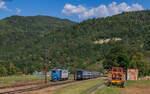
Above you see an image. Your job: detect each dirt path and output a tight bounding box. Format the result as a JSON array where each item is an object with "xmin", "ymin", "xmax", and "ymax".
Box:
[{"xmin": 120, "ymin": 83, "xmax": 150, "ymax": 94}]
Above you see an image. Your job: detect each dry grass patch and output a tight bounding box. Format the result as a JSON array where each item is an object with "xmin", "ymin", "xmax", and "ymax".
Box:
[{"xmin": 121, "ymin": 80, "xmax": 150, "ymax": 94}]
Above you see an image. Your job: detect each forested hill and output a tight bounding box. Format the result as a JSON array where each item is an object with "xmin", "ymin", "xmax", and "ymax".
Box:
[
  {"xmin": 0, "ymin": 10, "xmax": 150, "ymax": 75},
  {"xmin": 0, "ymin": 15, "xmax": 76, "ymax": 32}
]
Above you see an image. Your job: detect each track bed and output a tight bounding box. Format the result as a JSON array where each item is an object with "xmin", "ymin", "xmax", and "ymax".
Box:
[{"xmin": 0, "ymin": 80, "xmax": 74, "ymax": 94}]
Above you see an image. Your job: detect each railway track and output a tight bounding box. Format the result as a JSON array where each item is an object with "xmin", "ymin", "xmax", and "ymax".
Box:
[
  {"xmin": 0, "ymin": 77, "xmax": 105, "ymax": 94},
  {"xmin": 90, "ymin": 83, "xmax": 105, "ymax": 94},
  {"xmin": 0, "ymin": 80, "xmax": 75, "ymax": 94},
  {"xmin": 0, "ymin": 81, "xmax": 44, "ymax": 89}
]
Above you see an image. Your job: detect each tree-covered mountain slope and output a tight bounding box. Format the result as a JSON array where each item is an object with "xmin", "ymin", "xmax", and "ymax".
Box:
[
  {"xmin": 0, "ymin": 10, "xmax": 150, "ymax": 74},
  {"xmin": 0, "ymin": 15, "xmax": 76, "ymax": 32}
]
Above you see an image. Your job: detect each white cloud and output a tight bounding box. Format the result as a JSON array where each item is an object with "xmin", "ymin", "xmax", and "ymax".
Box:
[
  {"xmin": 0, "ymin": 0, "xmax": 7, "ymax": 9},
  {"xmin": 62, "ymin": 2, "xmax": 144, "ymax": 19},
  {"xmin": 62, "ymin": 4, "xmax": 86, "ymax": 16},
  {"xmin": 16, "ymin": 8, "xmax": 21, "ymax": 13},
  {"xmin": 0, "ymin": 0, "xmax": 11, "ymax": 11}
]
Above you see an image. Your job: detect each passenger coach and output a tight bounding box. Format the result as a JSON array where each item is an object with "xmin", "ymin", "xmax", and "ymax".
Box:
[{"xmin": 75, "ymin": 69, "xmax": 101, "ymax": 80}]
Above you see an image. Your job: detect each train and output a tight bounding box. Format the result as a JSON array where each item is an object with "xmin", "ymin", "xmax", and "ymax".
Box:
[
  {"xmin": 75, "ymin": 69, "xmax": 101, "ymax": 80},
  {"xmin": 51, "ymin": 69, "xmax": 101, "ymax": 81},
  {"xmin": 51, "ymin": 69, "xmax": 69, "ymax": 81}
]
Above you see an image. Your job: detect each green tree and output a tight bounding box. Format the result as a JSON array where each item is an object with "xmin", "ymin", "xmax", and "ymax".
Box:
[
  {"xmin": 129, "ymin": 52, "xmax": 149, "ymax": 76},
  {"xmin": 103, "ymin": 45, "xmax": 129, "ymax": 69},
  {"xmin": 8, "ymin": 63, "xmax": 17, "ymax": 75},
  {"xmin": 0, "ymin": 67, "xmax": 8, "ymax": 77},
  {"xmin": 144, "ymin": 33, "xmax": 150, "ymax": 50},
  {"xmin": 116, "ymin": 54, "xmax": 130, "ymax": 69}
]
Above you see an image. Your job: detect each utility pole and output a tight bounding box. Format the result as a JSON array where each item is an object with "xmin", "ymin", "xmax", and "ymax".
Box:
[
  {"xmin": 39, "ymin": 56, "xmax": 43, "ymax": 72},
  {"xmin": 44, "ymin": 49, "xmax": 48, "ymax": 83},
  {"xmin": 74, "ymin": 62, "xmax": 76, "ymax": 80},
  {"xmin": 73, "ymin": 57, "xmax": 77, "ymax": 80}
]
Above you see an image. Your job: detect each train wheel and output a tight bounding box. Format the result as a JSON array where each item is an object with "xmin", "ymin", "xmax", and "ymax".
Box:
[
  {"xmin": 107, "ymin": 81, "xmax": 111, "ymax": 87},
  {"xmin": 121, "ymin": 82, "xmax": 125, "ymax": 88}
]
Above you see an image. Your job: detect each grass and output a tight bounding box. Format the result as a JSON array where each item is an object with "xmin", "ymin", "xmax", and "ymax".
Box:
[
  {"xmin": 0, "ymin": 75, "xmax": 50, "ymax": 87},
  {"xmin": 95, "ymin": 80, "xmax": 150, "ymax": 94},
  {"xmin": 126, "ymin": 80, "xmax": 150, "ymax": 86},
  {"xmin": 95, "ymin": 86, "xmax": 121, "ymax": 94},
  {"xmin": 51, "ymin": 78, "xmax": 104, "ymax": 94}
]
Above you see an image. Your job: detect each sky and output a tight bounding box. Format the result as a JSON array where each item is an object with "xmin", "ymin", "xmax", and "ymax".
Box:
[{"xmin": 0, "ymin": 0, "xmax": 150, "ymax": 22}]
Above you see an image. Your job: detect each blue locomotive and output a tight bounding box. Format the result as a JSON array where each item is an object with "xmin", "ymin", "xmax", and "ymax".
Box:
[
  {"xmin": 75, "ymin": 69, "xmax": 101, "ymax": 80},
  {"xmin": 51, "ymin": 69, "xmax": 69, "ymax": 81}
]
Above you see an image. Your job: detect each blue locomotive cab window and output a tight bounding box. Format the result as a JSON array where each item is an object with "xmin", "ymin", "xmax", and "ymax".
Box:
[{"xmin": 52, "ymin": 70, "xmax": 56, "ymax": 73}]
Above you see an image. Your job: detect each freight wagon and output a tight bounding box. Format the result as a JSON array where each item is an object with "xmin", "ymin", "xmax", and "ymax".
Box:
[
  {"xmin": 75, "ymin": 69, "xmax": 101, "ymax": 80},
  {"xmin": 51, "ymin": 69, "xmax": 69, "ymax": 81}
]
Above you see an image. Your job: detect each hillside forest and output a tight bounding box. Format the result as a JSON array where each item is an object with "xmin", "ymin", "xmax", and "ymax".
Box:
[{"xmin": 0, "ymin": 10, "xmax": 150, "ymax": 77}]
